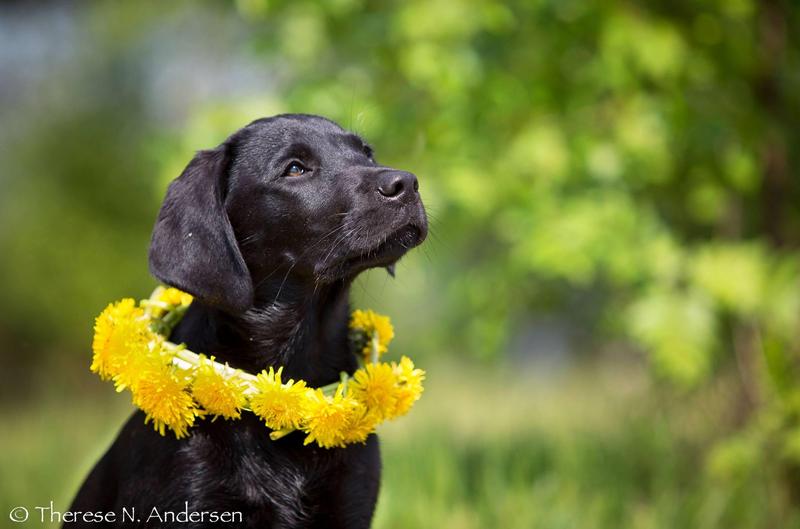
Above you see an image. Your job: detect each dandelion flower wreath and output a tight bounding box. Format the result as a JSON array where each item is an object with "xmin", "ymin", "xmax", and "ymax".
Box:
[{"xmin": 90, "ymin": 286, "xmax": 425, "ymax": 448}]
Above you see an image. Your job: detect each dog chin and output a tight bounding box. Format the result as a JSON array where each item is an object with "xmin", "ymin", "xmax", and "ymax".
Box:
[
  {"xmin": 321, "ymin": 223, "xmax": 426, "ymax": 281},
  {"xmin": 362, "ymin": 223, "xmax": 425, "ymax": 263}
]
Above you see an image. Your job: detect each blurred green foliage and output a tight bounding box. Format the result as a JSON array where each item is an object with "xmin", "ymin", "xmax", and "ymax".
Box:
[{"xmin": 2, "ymin": 0, "xmax": 800, "ymax": 525}]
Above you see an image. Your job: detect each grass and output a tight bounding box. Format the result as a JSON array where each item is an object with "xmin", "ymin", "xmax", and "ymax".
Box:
[{"xmin": 1, "ymin": 358, "xmax": 796, "ymax": 528}]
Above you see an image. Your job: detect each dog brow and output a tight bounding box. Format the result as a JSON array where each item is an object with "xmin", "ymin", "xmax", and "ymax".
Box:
[{"xmin": 342, "ymin": 134, "xmax": 374, "ymax": 158}]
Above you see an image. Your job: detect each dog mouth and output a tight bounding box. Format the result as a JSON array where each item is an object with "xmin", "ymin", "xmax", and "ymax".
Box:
[{"xmin": 345, "ymin": 223, "xmax": 426, "ymax": 272}]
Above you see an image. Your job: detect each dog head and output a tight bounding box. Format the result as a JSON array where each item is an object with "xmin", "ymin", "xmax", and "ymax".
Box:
[{"xmin": 149, "ymin": 114, "xmax": 427, "ymax": 313}]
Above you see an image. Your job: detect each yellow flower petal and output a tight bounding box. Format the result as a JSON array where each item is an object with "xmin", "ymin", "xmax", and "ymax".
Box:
[
  {"xmin": 390, "ymin": 356, "xmax": 425, "ymax": 418},
  {"xmin": 342, "ymin": 405, "xmax": 381, "ymax": 444},
  {"xmin": 110, "ymin": 337, "xmax": 165, "ymax": 394},
  {"xmin": 132, "ymin": 363, "xmax": 199, "ymax": 439},
  {"xmin": 91, "ymin": 298, "xmax": 160, "ymax": 389},
  {"xmin": 348, "ymin": 362, "xmax": 399, "ymax": 421},
  {"xmin": 302, "ymin": 385, "xmax": 359, "ymax": 449},
  {"xmin": 192, "ymin": 356, "xmax": 247, "ymax": 420},
  {"xmin": 349, "ymin": 309, "xmax": 394, "ymax": 360},
  {"xmin": 158, "ymin": 287, "xmax": 193, "ymax": 307},
  {"xmin": 250, "ymin": 367, "xmax": 312, "ymax": 431}
]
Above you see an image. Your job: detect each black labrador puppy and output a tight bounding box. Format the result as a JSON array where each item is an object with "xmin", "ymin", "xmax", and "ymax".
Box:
[{"xmin": 67, "ymin": 114, "xmax": 427, "ymax": 528}]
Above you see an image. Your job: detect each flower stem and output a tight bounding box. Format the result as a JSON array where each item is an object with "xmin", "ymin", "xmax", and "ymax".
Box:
[
  {"xmin": 160, "ymin": 305, "xmax": 189, "ymax": 334},
  {"xmin": 269, "ymin": 428, "xmax": 295, "ymax": 441},
  {"xmin": 371, "ymin": 334, "xmax": 380, "ymax": 364},
  {"xmin": 318, "ymin": 371, "xmax": 351, "ymax": 396},
  {"xmin": 167, "ymin": 344, "xmax": 257, "ymax": 383}
]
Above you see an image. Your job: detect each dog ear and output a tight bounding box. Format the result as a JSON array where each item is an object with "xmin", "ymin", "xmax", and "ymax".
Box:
[{"xmin": 149, "ymin": 145, "xmax": 254, "ymax": 314}]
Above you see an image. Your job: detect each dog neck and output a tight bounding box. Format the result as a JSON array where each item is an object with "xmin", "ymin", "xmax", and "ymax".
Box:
[{"xmin": 170, "ymin": 279, "xmax": 357, "ymax": 387}]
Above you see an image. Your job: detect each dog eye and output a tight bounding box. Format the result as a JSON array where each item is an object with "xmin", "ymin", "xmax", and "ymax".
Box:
[{"xmin": 283, "ymin": 162, "xmax": 306, "ymax": 177}]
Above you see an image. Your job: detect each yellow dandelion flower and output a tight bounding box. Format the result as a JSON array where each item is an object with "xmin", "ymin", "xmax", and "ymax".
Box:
[
  {"xmin": 91, "ymin": 299, "xmax": 155, "ymax": 382},
  {"xmin": 348, "ymin": 362, "xmax": 399, "ymax": 420},
  {"xmin": 350, "ymin": 309, "xmax": 394, "ymax": 359},
  {"xmin": 250, "ymin": 367, "xmax": 311, "ymax": 431},
  {"xmin": 302, "ymin": 385, "xmax": 359, "ymax": 449},
  {"xmin": 342, "ymin": 404, "xmax": 381, "ymax": 445},
  {"xmin": 158, "ymin": 287, "xmax": 193, "ymax": 307},
  {"xmin": 192, "ymin": 357, "xmax": 247, "ymax": 420},
  {"xmin": 132, "ymin": 363, "xmax": 199, "ymax": 439},
  {"xmin": 390, "ymin": 356, "xmax": 425, "ymax": 418},
  {"xmin": 110, "ymin": 337, "xmax": 165, "ymax": 394}
]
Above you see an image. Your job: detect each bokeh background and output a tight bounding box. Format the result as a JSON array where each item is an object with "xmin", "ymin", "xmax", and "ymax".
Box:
[{"xmin": 2, "ymin": 1, "xmax": 800, "ymax": 527}]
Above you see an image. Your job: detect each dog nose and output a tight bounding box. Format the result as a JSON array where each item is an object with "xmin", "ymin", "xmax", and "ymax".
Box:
[{"xmin": 377, "ymin": 171, "xmax": 418, "ymax": 199}]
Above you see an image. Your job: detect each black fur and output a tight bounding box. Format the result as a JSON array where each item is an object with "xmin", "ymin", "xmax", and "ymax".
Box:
[{"xmin": 66, "ymin": 114, "xmax": 427, "ymax": 528}]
